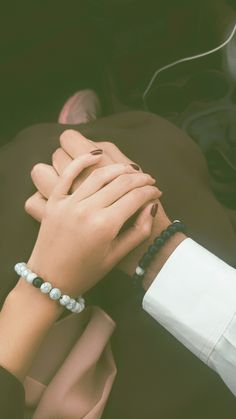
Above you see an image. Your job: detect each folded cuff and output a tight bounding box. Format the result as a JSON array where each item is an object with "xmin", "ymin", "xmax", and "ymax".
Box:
[{"xmin": 143, "ymin": 238, "xmax": 236, "ymax": 364}]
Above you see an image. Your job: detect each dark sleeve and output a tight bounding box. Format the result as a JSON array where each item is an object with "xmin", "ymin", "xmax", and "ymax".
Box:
[{"xmin": 0, "ymin": 365, "xmax": 25, "ymax": 419}]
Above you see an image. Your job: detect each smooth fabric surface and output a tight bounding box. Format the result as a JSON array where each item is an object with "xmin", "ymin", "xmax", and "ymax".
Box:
[
  {"xmin": 1, "ymin": 111, "xmax": 236, "ymax": 418},
  {"xmin": 0, "ymin": 306, "xmax": 116, "ymax": 419},
  {"xmin": 24, "ymin": 306, "xmax": 116, "ymax": 419},
  {"xmin": 0, "ymin": 365, "xmax": 25, "ymax": 419},
  {"xmin": 143, "ymin": 238, "xmax": 236, "ymax": 396}
]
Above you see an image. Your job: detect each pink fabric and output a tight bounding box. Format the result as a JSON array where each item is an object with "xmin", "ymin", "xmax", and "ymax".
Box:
[
  {"xmin": 58, "ymin": 90, "xmax": 101, "ymax": 125},
  {"xmin": 23, "ymin": 306, "xmax": 117, "ymax": 419}
]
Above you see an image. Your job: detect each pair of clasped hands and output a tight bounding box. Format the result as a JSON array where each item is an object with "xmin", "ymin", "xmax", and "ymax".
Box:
[
  {"xmin": 2, "ymin": 130, "xmax": 186, "ymax": 381},
  {"xmin": 21, "ymin": 130, "xmax": 173, "ymax": 299}
]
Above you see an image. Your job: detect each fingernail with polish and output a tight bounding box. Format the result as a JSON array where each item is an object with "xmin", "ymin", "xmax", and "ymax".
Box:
[
  {"xmin": 130, "ymin": 163, "xmax": 140, "ymax": 171},
  {"xmin": 90, "ymin": 149, "xmax": 103, "ymax": 155},
  {"xmin": 151, "ymin": 203, "xmax": 158, "ymax": 217}
]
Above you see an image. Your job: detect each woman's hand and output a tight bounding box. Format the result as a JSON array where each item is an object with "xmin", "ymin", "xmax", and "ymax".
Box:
[
  {"xmin": 25, "ymin": 130, "xmax": 169, "ymax": 278},
  {"xmin": 26, "ymin": 150, "xmax": 159, "ymax": 297}
]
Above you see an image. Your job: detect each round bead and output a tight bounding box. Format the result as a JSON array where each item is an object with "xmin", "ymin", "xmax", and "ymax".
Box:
[
  {"xmin": 32, "ymin": 277, "xmax": 44, "ymax": 288},
  {"xmin": 16, "ymin": 264, "xmax": 27, "ymax": 276},
  {"xmin": 25, "ymin": 272, "xmax": 37, "ymax": 284},
  {"xmin": 66, "ymin": 298, "xmax": 77, "ymax": 311},
  {"xmin": 77, "ymin": 297, "xmax": 85, "ymax": 311},
  {"xmin": 40, "ymin": 282, "xmax": 52, "ymax": 294},
  {"xmin": 176, "ymin": 222, "xmax": 185, "ymax": 232},
  {"xmin": 167, "ymin": 224, "xmax": 178, "ymax": 233},
  {"xmin": 161, "ymin": 230, "xmax": 172, "ymax": 240},
  {"xmin": 19, "ymin": 264, "xmax": 27, "ymax": 275},
  {"xmin": 139, "ymin": 253, "xmax": 152, "ymax": 268},
  {"xmin": 59, "ymin": 295, "xmax": 71, "ymax": 306},
  {"xmin": 21, "ymin": 268, "xmax": 30, "ymax": 279},
  {"xmin": 136, "ymin": 266, "xmax": 145, "ymax": 276},
  {"xmin": 154, "ymin": 237, "xmax": 164, "ymax": 246},
  {"xmin": 71, "ymin": 302, "xmax": 81, "ymax": 313},
  {"xmin": 79, "ymin": 300, "xmax": 85, "ymax": 310},
  {"xmin": 49, "ymin": 288, "xmax": 62, "ymax": 300},
  {"xmin": 72, "ymin": 301, "xmax": 84, "ymax": 313},
  {"xmin": 148, "ymin": 244, "xmax": 159, "ymax": 255},
  {"xmin": 14, "ymin": 263, "xmax": 25, "ymax": 274},
  {"xmin": 77, "ymin": 296, "xmax": 85, "ymax": 305}
]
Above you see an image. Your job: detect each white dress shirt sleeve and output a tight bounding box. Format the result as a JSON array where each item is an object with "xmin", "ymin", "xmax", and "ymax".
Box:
[{"xmin": 143, "ymin": 238, "xmax": 236, "ymax": 396}]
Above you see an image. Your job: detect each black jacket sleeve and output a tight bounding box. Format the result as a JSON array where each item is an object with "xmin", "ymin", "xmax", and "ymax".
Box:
[{"xmin": 0, "ymin": 366, "xmax": 25, "ymax": 419}]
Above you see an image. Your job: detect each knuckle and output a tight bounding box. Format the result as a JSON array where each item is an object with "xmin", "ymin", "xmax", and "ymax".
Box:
[
  {"xmin": 133, "ymin": 173, "xmax": 149, "ymax": 185},
  {"xmin": 132, "ymin": 185, "xmax": 144, "ymax": 197},
  {"xmin": 99, "ymin": 140, "xmax": 112, "ymax": 148},
  {"xmin": 99, "ymin": 141, "xmax": 117, "ymax": 152},
  {"xmin": 94, "ymin": 141, "xmax": 104, "ymax": 148},
  {"xmin": 119, "ymin": 173, "xmax": 134, "ymax": 186},
  {"xmin": 59, "ymin": 129, "xmax": 77, "ymax": 147},
  {"xmin": 52, "ymin": 148, "xmax": 62, "ymax": 164},
  {"xmin": 90, "ymin": 166, "xmax": 110, "ymax": 181},
  {"xmin": 90, "ymin": 167, "xmax": 101, "ymax": 178},
  {"xmin": 24, "ymin": 196, "xmax": 34, "ymax": 213},
  {"xmin": 91, "ymin": 213, "xmax": 106, "ymax": 230},
  {"xmin": 143, "ymin": 185, "xmax": 157, "ymax": 196},
  {"xmin": 30, "ymin": 163, "xmax": 43, "ymax": 179},
  {"xmin": 151, "ymin": 185, "xmax": 160, "ymax": 197},
  {"xmin": 140, "ymin": 222, "xmax": 152, "ymax": 238},
  {"xmin": 133, "ymin": 185, "xmax": 154, "ymax": 198},
  {"xmin": 118, "ymin": 163, "xmax": 129, "ymax": 172}
]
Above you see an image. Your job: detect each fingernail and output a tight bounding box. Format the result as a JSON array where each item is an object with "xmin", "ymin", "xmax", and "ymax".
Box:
[
  {"xmin": 130, "ymin": 163, "xmax": 140, "ymax": 171},
  {"xmin": 150, "ymin": 203, "xmax": 158, "ymax": 217},
  {"xmin": 90, "ymin": 149, "xmax": 103, "ymax": 155}
]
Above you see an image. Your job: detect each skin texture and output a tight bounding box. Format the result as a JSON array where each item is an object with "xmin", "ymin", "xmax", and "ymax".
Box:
[
  {"xmin": 0, "ymin": 151, "xmax": 160, "ymax": 381},
  {"xmin": 26, "ymin": 130, "xmax": 186, "ymax": 283},
  {"xmin": 27, "ymin": 153, "xmax": 160, "ymax": 296}
]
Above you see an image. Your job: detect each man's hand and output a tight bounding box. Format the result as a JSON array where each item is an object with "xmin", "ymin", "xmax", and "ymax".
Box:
[{"xmin": 25, "ymin": 130, "xmax": 184, "ymax": 284}]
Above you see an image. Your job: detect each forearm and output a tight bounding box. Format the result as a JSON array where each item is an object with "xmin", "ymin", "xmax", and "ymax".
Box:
[{"xmin": 0, "ymin": 278, "xmax": 63, "ymax": 381}]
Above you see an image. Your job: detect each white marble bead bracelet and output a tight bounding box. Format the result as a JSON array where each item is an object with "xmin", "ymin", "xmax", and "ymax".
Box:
[{"xmin": 14, "ymin": 262, "xmax": 85, "ymax": 314}]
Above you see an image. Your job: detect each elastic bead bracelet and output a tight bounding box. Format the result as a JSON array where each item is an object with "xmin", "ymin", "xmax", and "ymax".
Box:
[
  {"xmin": 132, "ymin": 220, "xmax": 186, "ymax": 288},
  {"xmin": 14, "ymin": 262, "xmax": 85, "ymax": 314}
]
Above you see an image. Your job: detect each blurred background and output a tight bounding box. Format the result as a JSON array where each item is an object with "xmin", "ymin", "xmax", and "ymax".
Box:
[{"xmin": 1, "ymin": 0, "xmax": 236, "ymax": 146}]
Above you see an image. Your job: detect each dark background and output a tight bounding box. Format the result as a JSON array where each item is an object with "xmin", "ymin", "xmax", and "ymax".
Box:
[{"xmin": 0, "ymin": 0, "xmax": 235, "ymax": 146}]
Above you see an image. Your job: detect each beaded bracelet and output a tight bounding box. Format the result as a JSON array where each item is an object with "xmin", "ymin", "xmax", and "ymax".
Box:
[
  {"xmin": 132, "ymin": 220, "xmax": 186, "ymax": 288},
  {"xmin": 14, "ymin": 262, "xmax": 85, "ymax": 314}
]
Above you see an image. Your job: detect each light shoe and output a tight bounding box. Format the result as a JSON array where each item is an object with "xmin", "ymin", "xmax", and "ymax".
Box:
[{"xmin": 58, "ymin": 89, "xmax": 102, "ymax": 124}]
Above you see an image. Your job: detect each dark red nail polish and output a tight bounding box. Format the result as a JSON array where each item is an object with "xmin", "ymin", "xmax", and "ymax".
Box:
[
  {"xmin": 90, "ymin": 149, "xmax": 103, "ymax": 155},
  {"xmin": 130, "ymin": 163, "xmax": 140, "ymax": 171},
  {"xmin": 151, "ymin": 203, "xmax": 158, "ymax": 217}
]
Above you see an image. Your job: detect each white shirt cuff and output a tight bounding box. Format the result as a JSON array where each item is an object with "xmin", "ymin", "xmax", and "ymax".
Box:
[{"xmin": 142, "ymin": 238, "xmax": 236, "ymax": 365}]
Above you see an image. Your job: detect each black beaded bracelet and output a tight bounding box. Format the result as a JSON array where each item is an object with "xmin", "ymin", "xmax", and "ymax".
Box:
[{"xmin": 132, "ymin": 220, "xmax": 186, "ymax": 288}]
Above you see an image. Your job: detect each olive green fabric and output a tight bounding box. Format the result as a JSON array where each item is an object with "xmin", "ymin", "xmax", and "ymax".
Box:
[{"xmin": 1, "ymin": 111, "xmax": 236, "ymax": 418}]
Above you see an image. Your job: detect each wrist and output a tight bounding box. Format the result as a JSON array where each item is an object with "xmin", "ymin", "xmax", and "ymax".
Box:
[
  {"xmin": 142, "ymin": 233, "xmax": 187, "ymax": 290},
  {"xmin": 26, "ymin": 250, "xmax": 84, "ymax": 298},
  {"xmin": 12, "ymin": 277, "xmax": 63, "ymax": 321},
  {"xmin": 0, "ymin": 281, "xmax": 63, "ymax": 381}
]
